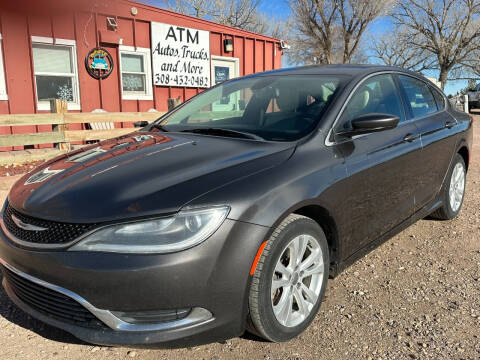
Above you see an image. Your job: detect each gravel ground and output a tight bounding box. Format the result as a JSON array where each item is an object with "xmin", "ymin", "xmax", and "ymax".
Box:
[{"xmin": 0, "ymin": 118, "xmax": 479, "ymax": 360}]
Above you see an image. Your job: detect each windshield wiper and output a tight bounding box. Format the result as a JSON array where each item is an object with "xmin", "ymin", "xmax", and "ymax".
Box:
[
  {"xmin": 151, "ymin": 123, "xmax": 169, "ymax": 132},
  {"xmin": 180, "ymin": 128, "xmax": 264, "ymax": 141}
]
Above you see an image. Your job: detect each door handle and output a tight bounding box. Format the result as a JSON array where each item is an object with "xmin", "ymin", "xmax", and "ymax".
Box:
[
  {"xmin": 445, "ymin": 121, "xmax": 456, "ymax": 129},
  {"xmin": 403, "ymin": 133, "xmax": 419, "ymax": 142}
]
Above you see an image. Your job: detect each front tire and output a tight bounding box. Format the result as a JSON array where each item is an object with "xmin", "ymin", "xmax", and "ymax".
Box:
[
  {"xmin": 431, "ymin": 153, "xmax": 466, "ymax": 220},
  {"xmin": 248, "ymin": 214, "xmax": 329, "ymax": 342}
]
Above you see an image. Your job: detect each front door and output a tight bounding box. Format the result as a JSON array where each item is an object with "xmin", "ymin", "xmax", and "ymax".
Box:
[
  {"xmin": 211, "ymin": 57, "xmax": 239, "ymax": 112},
  {"xmin": 333, "ymin": 74, "xmax": 421, "ymax": 257}
]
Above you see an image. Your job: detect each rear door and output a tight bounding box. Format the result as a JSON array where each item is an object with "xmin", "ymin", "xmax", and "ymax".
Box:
[
  {"xmin": 396, "ymin": 75, "xmax": 458, "ymax": 211},
  {"xmin": 333, "ymin": 74, "xmax": 422, "ymax": 256}
]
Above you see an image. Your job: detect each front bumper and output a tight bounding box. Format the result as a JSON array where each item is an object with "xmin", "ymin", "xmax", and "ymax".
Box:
[{"xmin": 0, "ymin": 218, "xmax": 270, "ymax": 346}]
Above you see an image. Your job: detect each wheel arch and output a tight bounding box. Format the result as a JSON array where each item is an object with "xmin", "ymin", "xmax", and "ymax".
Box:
[
  {"xmin": 458, "ymin": 145, "xmax": 469, "ymax": 171},
  {"xmin": 287, "ymin": 203, "xmax": 341, "ymax": 277}
]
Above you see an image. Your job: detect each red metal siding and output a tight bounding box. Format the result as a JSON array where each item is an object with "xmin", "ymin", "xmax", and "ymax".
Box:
[
  {"xmin": 2, "ymin": 12, "xmax": 37, "ymax": 150},
  {"xmin": 116, "ymin": 17, "xmax": 135, "ymax": 46},
  {"xmin": 233, "ymin": 37, "xmax": 243, "ymax": 75},
  {"xmin": 134, "ymin": 20, "xmax": 151, "ymax": 49},
  {"xmin": 210, "ymin": 32, "xmax": 222, "ymax": 57},
  {"xmin": 255, "ymin": 40, "xmax": 264, "ymax": 73},
  {"xmin": 244, "ymin": 39, "xmax": 254, "ymax": 75},
  {"xmin": 0, "ymin": 17, "xmax": 11, "ymax": 151},
  {"xmin": 75, "ymin": 12, "xmax": 101, "ymax": 112},
  {"xmin": 265, "ymin": 42, "xmax": 274, "ymax": 71},
  {"xmin": 51, "ymin": 13, "xmax": 76, "ymax": 39}
]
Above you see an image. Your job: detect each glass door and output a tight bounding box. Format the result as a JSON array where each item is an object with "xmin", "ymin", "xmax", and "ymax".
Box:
[{"xmin": 210, "ymin": 57, "xmax": 239, "ymax": 112}]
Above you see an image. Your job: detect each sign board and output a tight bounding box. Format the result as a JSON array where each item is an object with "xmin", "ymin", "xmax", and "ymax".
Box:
[
  {"xmin": 214, "ymin": 66, "xmax": 230, "ymax": 84},
  {"xmin": 85, "ymin": 48, "xmax": 114, "ymax": 80},
  {"xmin": 151, "ymin": 22, "xmax": 210, "ymax": 88}
]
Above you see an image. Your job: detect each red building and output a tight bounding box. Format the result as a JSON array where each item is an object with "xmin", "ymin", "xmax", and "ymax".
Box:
[{"xmin": 0, "ymin": 0, "xmax": 283, "ymax": 150}]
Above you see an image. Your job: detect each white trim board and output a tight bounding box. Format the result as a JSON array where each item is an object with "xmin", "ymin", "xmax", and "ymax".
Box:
[{"xmin": 0, "ymin": 34, "xmax": 7, "ymax": 101}]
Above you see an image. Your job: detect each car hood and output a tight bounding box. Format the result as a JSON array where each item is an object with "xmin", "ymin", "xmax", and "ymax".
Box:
[{"xmin": 8, "ymin": 131, "xmax": 294, "ymax": 223}]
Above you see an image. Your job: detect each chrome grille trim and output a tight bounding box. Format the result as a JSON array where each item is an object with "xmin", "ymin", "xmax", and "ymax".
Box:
[{"xmin": 1, "ymin": 201, "xmax": 99, "ymax": 247}]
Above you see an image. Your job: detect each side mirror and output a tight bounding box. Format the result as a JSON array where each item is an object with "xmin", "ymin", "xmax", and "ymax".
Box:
[
  {"xmin": 134, "ymin": 121, "xmax": 149, "ymax": 128},
  {"xmin": 337, "ymin": 113, "xmax": 399, "ymax": 137}
]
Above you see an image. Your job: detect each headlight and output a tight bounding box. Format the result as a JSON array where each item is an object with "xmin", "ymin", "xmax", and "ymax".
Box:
[{"xmin": 68, "ymin": 206, "xmax": 230, "ymax": 254}]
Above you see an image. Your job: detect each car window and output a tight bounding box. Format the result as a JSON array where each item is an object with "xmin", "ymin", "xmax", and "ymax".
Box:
[
  {"xmin": 341, "ymin": 74, "xmax": 405, "ymax": 127},
  {"xmin": 431, "ymin": 88, "xmax": 445, "ymax": 111},
  {"xmin": 158, "ymin": 75, "xmax": 345, "ymax": 141},
  {"xmin": 398, "ymin": 75, "xmax": 438, "ymax": 118}
]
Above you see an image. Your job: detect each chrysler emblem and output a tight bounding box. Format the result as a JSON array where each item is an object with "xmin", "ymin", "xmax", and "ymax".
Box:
[{"xmin": 11, "ymin": 214, "xmax": 48, "ymax": 232}]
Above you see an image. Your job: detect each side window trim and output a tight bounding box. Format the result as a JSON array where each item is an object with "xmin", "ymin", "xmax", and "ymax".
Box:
[
  {"xmin": 430, "ymin": 86, "xmax": 446, "ymax": 111},
  {"xmin": 393, "ymin": 73, "xmax": 413, "ymax": 120},
  {"xmin": 391, "ymin": 74, "xmax": 409, "ymax": 122}
]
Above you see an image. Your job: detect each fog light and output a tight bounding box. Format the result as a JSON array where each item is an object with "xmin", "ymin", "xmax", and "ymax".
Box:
[{"xmin": 112, "ymin": 308, "xmax": 191, "ymax": 324}]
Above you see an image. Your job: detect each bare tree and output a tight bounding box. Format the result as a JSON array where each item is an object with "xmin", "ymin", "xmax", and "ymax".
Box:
[
  {"xmin": 391, "ymin": 0, "xmax": 480, "ymax": 89},
  {"xmin": 456, "ymin": 48, "xmax": 480, "ymax": 81},
  {"xmin": 371, "ymin": 27, "xmax": 433, "ymax": 71},
  {"xmin": 167, "ymin": 0, "xmax": 282, "ymax": 35},
  {"xmin": 288, "ymin": 0, "xmax": 338, "ymax": 64},
  {"xmin": 250, "ymin": 12, "xmax": 291, "ymax": 39},
  {"xmin": 167, "ymin": 0, "xmax": 212, "ymax": 18},
  {"xmin": 288, "ymin": 0, "xmax": 393, "ymax": 65}
]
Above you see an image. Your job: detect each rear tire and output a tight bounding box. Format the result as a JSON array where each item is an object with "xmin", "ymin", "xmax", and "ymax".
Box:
[
  {"xmin": 247, "ymin": 214, "xmax": 329, "ymax": 342},
  {"xmin": 430, "ymin": 153, "xmax": 466, "ymax": 220}
]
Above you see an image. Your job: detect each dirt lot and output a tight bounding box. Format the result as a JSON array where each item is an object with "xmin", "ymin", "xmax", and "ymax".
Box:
[{"xmin": 0, "ymin": 118, "xmax": 479, "ymax": 360}]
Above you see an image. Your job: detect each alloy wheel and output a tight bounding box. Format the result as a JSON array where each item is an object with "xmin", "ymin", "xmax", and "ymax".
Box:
[
  {"xmin": 449, "ymin": 162, "xmax": 466, "ymax": 213},
  {"xmin": 271, "ymin": 234, "xmax": 324, "ymax": 327}
]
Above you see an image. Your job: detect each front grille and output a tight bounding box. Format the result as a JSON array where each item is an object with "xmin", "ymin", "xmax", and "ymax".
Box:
[
  {"xmin": 2, "ymin": 202, "xmax": 99, "ymax": 245},
  {"xmin": 1, "ymin": 266, "xmax": 106, "ymax": 328}
]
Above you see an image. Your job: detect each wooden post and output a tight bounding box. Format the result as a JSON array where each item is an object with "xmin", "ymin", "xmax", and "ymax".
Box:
[
  {"xmin": 167, "ymin": 96, "xmax": 181, "ymax": 111},
  {"xmin": 50, "ymin": 99, "xmax": 70, "ymax": 151}
]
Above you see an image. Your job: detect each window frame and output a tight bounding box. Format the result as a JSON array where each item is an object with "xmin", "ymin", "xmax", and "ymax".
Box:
[
  {"xmin": 325, "ymin": 71, "xmax": 445, "ymax": 146},
  {"xmin": 336, "ymin": 73, "xmax": 406, "ymax": 131},
  {"xmin": 0, "ymin": 34, "xmax": 7, "ymax": 101},
  {"xmin": 395, "ymin": 74, "xmax": 444, "ymax": 121},
  {"xmin": 119, "ymin": 46, "xmax": 153, "ymax": 101},
  {"xmin": 31, "ymin": 37, "xmax": 81, "ymax": 111},
  {"xmin": 430, "ymin": 86, "xmax": 446, "ymax": 111}
]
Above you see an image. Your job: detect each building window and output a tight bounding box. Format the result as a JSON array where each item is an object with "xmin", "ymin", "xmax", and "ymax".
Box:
[
  {"xmin": 32, "ymin": 37, "xmax": 80, "ymax": 110},
  {"xmin": 119, "ymin": 46, "xmax": 153, "ymax": 100},
  {"xmin": 0, "ymin": 34, "xmax": 7, "ymax": 101}
]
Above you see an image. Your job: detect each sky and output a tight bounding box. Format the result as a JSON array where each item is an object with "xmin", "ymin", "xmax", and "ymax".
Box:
[{"xmin": 140, "ymin": 0, "xmax": 467, "ymax": 95}]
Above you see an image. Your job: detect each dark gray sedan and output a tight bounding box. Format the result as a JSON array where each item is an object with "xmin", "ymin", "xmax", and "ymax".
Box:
[{"xmin": 0, "ymin": 65, "xmax": 473, "ymax": 345}]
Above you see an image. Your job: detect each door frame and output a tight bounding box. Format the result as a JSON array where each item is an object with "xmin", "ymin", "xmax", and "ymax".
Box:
[{"xmin": 210, "ymin": 56, "xmax": 240, "ymax": 87}]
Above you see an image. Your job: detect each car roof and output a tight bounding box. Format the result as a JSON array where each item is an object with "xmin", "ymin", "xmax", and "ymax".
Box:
[
  {"xmin": 245, "ymin": 64, "xmax": 418, "ymax": 78},
  {"xmin": 238, "ymin": 64, "xmax": 442, "ymax": 91}
]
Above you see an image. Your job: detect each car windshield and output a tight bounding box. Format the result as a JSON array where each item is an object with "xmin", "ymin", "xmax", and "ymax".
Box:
[{"xmin": 154, "ymin": 75, "xmax": 345, "ymax": 141}]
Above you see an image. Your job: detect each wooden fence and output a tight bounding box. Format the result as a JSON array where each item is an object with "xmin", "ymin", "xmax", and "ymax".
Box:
[
  {"xmin": 0, "ymin": 104, "xmax": 164, "ymax": 151},
  {"xmin": 0, "ymin": 98, "xmax": 247, "ymax": 165}
]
